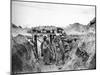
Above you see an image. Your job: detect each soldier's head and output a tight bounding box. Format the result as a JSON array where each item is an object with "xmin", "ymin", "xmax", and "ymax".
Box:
[
  {"xmin": 54, "ymin": 36, "xmax": 60, "ymax": 43},
  {"xmin": 43, "ymin": 36, "xmax": 47, "ymax": 41}
]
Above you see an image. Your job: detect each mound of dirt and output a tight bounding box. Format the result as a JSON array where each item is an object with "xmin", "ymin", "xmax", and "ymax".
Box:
[
  {"xmin": 12, "ymin": 34, "xmax": 39, "ymax": 73},
  {"xmin": 13, "ymin": 34, "xmax": 28, "ymax": 44}
]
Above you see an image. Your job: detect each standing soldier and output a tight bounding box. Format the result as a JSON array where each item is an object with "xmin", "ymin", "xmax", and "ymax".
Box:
[
  {"xmin": 41, "ymin": 36, "xmax": 52, "ymax": 65},
  {"xmin": 53, "ymin": 36, "xmax": 65, "ymax": 66}
]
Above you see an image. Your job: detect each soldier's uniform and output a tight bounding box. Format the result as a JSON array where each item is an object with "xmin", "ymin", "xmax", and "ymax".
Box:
[
  {"xmin": 41, "ymin": 39, "xmax": 51, "ymax": 65},
  {"xmin": 53, "ymin": 36, "xmax": 65, "ymax": 65}
]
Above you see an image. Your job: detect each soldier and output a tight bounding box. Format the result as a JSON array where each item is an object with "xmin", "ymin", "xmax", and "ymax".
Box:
[
  {"xmin": 41, "ymin": 36, "xmax": 52, "ymax": 65},
  {"xmin": 53, "ymin": 36, "xmax": 65, "ymax": 66}
]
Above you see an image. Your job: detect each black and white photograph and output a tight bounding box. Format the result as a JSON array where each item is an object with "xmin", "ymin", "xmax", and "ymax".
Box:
[{"xmin": 11, "ymin": 0, "xmax": 96, "ymax": 74}]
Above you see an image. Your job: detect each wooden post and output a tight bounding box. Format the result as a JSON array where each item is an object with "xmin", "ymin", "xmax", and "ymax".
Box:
[{"xmin": 34, "ymin": 34, "xmax": 38, "ymax": 59}]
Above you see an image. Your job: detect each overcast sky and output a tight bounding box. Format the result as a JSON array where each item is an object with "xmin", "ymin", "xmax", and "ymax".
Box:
[{"xmin": 12, "ymin": 1, "xmax": 95, "ymax": 28}]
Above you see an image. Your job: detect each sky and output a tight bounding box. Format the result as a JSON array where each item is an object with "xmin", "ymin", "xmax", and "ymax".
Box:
[{"xmin": 12, "ymin": 1, "xmax": 95, "ymax": 28}]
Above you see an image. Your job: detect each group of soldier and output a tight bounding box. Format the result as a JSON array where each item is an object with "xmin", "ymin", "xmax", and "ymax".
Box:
[
  {"xmin": 39, "ymin": 35, "xmax": 65, "ymax": 65},
  {"xmin": 30, "ymin": 27, "xmax": 78, "ymax": 66},
  {"xmin": 29, "ymin": 30, "xmax": 90, "ymax": 69}
]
